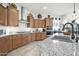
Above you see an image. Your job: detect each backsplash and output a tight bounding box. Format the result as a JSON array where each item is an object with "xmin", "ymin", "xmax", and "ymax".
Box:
[{"xmin": 0, "ymin": 25, "xmax": 44, "ymax": 35}]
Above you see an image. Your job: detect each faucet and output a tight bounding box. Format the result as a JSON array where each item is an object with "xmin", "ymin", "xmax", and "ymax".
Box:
[{"xmin": 62, "ymin": 22, "xmax": 75, "ymax": 41}]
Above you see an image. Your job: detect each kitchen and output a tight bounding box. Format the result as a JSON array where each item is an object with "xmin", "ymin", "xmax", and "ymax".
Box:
[{"xmin": 0, "ymin": 3, "xmax": 79, "ymax": 56}]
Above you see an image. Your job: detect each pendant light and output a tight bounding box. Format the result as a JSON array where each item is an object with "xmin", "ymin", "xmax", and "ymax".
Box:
[{"xmin": 72, "ymin": 3, "xmax": 77, "ymax": 20}]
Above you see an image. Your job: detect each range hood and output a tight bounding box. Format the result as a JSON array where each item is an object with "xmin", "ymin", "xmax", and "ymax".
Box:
[
  {"xmin": 19, "ymin": 6, "xmax": 27, "ymax": 23},
  {"xmin": 21, "ymin": 6, "xmax": 24, "ymax": 21}
]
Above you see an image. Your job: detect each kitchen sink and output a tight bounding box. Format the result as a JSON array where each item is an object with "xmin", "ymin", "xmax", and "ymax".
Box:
[{"xmin": 51, "ymin": 35, "xmax": 74, "ymax": 43}]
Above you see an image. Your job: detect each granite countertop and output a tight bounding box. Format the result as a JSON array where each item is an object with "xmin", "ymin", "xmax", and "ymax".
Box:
[
  {"xmin": 0, "ymin": 32, "xmax": 31, "ymax": 38},
  {"xmin": 0, "ymin": 31, "xmax": 45, "ymax": 38},
  {"xmin": 37, "ymin": 34, "xmax": 79, "ymax": 56}
]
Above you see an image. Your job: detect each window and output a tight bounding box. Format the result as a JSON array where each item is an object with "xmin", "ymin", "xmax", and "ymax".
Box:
[{"xmin": 53, "ymin": 17, "xmax": 61, "ymax": 32}]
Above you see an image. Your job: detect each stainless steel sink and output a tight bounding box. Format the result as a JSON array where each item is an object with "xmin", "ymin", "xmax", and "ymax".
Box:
[{"xmin": 51, "ymin": 35, "xmax": 73, "ymax": 43}]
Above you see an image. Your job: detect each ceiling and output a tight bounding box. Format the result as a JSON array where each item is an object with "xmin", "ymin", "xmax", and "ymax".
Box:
[{"xmin": 16, "ymin": 3, "xmax": 79, "ymax": 16}]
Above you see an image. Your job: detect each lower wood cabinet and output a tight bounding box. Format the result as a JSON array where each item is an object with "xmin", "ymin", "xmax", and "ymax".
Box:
[
  {"xmin": 0, "ymin": 36, "xmax": 12, "ymax": 55},
  {"xmin": 21, "ymin": 34, "xmax": 28, "ymax": 45},
  {"xmin": 0, "ymin": 39, "xmax": 1, "ymax": 53},
  {"xmin": 31, "ymin": 33, "xmax": 36, "ymax": 41},
  {"xmin": 35, "ymin": 32, "xmax": 46, "ymax": 41},
  {"xmin": 12, "ymin": 35, "xmax": 22, "ymax": 49},
  {"xmin": 0, "ymin": 32, "xmax": 46, "ymax": 56},
  {"xmin": 41, "ymin": 32, "xmax": 47, "ymax": 39},
  {"xmin": 27, "ymin": 34, "xmax": 32, "ymax": 43},
  {"xmin": 35, "ymin": 33, "xmax": 41, "ymax": 41}
]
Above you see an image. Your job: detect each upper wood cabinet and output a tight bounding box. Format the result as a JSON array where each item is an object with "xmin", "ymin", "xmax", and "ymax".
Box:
[
  {"xmin": 39, "ymin": 20, "xmax": 45, "ymax": 28},
  {"xmin": 0, "ymin": 4, "xmax": 19, "ymax": 26},
  {"xmin": 0, "ymin": 4, "xmax": 6, "ymax": 25},
  {"xmin": 7, "ymin": 4, "xmax": 19, "ymax": 26},
  {"xmin": 30, "ymin": 19, "xmax": 35, "ymax": 28},
  {"xmin": 31, "ymin": 19, "xmax": 45, "ymax": 28},
  {"xmin": 27, "ymin": 13, "xmax": 35, "ymax": 27},
  {"xmin": 35, "ymin": 20, "xmax": 45, "ymax": 28},
  {"xmin": 34, "ymin": 20, "xmax": 39, "ymax": 28},
  {"xmin": 27, "ymin": 13, "xmax": 53, "ymax": 28},
  {"xmin": 45, "ymin": 18, "xmax": 53, "ymax": 28}
]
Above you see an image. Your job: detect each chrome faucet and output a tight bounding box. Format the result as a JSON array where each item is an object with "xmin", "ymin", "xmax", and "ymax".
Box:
[{"xmin": 62, "ymin": 23, "xmax": 75, "ymax": 41}]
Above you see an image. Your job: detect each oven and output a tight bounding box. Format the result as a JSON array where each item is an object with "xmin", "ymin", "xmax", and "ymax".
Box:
[{"xmin": 46, "ymin": 27, "xmax": 53, "ymax": 36}]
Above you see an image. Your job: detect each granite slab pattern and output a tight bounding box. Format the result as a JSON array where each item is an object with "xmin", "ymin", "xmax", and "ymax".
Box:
[{"xmin": 7, "ymin": 35, "xmax": 79, "ymax": 56}]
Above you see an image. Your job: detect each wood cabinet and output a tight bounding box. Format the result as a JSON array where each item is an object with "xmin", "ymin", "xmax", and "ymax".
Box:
[
  {"xmin": 45, "ymin": 18, "xmax": 50, "ymax": 27},
  {"xmin": 34, "ymin": 20, "xmax": 39, "ymax": 28},
  {"xmin": 27, "ymin": 13, "xmax": 34, "ymax": 28},
  {"xmin": 12, "ymin": 35, "xmax": 21, "ymax": 49},
  {"xmin": 0, "ymin": 4, "xmax": 19, "ymax": 26},
  {"xmin": 50, "ymin": 19, "xmax": 53, "ymax": 27},
  {"xmin": 0, "ymin": 38, "xmax": 2, "ymax": 55},
  {"xmin": 0, "ymin": 4, "xmax": 6, "ymax": 25},
  {"xmin": 36, "ymin": 32, "xmax": 41, "ymax": 41},
  {"xmin": 29, "ymin": 19, "xmax": 35, "ymax": 28},
  {"xmin": 28, "ymin": 13, "xmax": 46, "ymax": 28},
  {"xmin": 7, "ymin": 36, "xmax": 13, "ymax": 51},
  {"xmin": 0, "ymin": 32, "xmax": 46, "ymax": 55},
  {"xmin": 41, "ymin": 32, "xmax": 47, "ymax": 39},
  {"xmin": 21, "ymin": 34, "xmax": 28, "ymax": 45},
  {"xmin": 45, "ymin": 18, "xmax": 53, "ymax": 28},
  {"xmin": 27, "ymin": 13, "xmax": 53, "ymax": 28},
  {"xmin": 31, "ymin": 33, "xmax": 36, "ymax": 41},
  {"xmin": 39, "ymin": 20, "xmax": 45, "ymax": 28},
  {"xmin": 0, "ymin": 36, "xmax": 12, "ymax": 55},
  {"xmin": 27, "ymin": 34, "xmax": 32, "ymax": 43},
  {"xmin": 35, "ymin": 32, "xmax": 46, "ymax": 41},
  {"xmin": 34, "ymin": 20, "xmax": 45, "ymax": 28},
  {"xmin": 7, "ymin": 6, "xmax": 19, "ymax": 26}
]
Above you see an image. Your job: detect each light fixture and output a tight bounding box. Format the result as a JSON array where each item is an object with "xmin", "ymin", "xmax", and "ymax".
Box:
[
  {"xmin": 72, "ymin": 3, "xmax": 77, "ymax": 20},
  {"xmin": 43, "ymin": 6, "xmax": 47, "ymax": 10}
]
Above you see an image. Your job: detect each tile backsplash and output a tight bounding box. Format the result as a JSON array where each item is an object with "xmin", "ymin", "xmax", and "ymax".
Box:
[{"xmin": 0, "ymin": 25, "xmax": 44, "ymax": 35}]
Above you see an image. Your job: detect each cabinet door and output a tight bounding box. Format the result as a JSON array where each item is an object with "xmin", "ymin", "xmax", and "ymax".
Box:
[
  {"xmin": 45, "ymin": 19, "xmax": 50, "ymax": 27},
  {"xmin": 34, "ymin": 20, "xmax": 39, "ymax": 28},
  {"xmin": 39, "ymin": 20, "xmax": 45, "ymax": 28},
  {"xmin": 0, "ymin": 36, "xmax": 12, "ymax": 55},
  {"xmin": 0, "ymin": 38, "xmax": 2, "ymax": 55},
  {"xmin": 31, "ymin": 33, "xmax": 36, "ymax": 41},
  {"xmin": 7, "ymin": 8, "xmax": 18, "ymax": 26},
  {"xmin": 36, "ymin": 33, "xmax": 41, "ymax": 41},
  {"xmin": 49, "ymin": 20, "xmax": 53, "ymax": 27},
  {"xmin": 0, "ymin": 5, "xmax": 6, "ymax": 25},
  {"xmin": 27, "ymin": 35, "xmax": 32, "ymax": 43},
  {"xmin": 41, "ymin": 32, "xmax": 46, "ymax": 40},
  {"xmin": 38, "ymin": 20, "xmax": 41, "ymax": 28},
  {"xmin": 30, "ymin": 19, "xmax": 35, "ymax": 28},
  {"xmin": 8, "ymin": 36, "xmax": 13, "ymax": 51},
  {"xmin": 21, "ymin": 35, "xmax": 28, "ymax": 45},
  {"xmin": 12, "ymin": 35, "xmax": 21, "ymax": 49},
  {"xmin": 42, "ymin": 20, "xmax": 45, "ymax": 28}
]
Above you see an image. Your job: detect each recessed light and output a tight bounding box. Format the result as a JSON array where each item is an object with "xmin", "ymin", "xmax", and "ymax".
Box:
[{"xmin": 43, "ymin": 6, "xmax": 47, "ymax": 10}]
